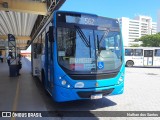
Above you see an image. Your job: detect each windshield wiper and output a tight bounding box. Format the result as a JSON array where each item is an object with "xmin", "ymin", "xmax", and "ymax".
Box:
[
  {"xmin": 99, "ymin": 30, "xmax": 109, "ymax": 45},
  {"xmin": 74, "ymin": 25, "xmax": 90, "ymax": 47},
  {"xmin": 96, "ymin": 35, "xmax": 101, "ymax": 56},
  {"xmin": 96, "ymin": 33, "xmax": 108, "ymax": 56},
  {"xmin": 96, "ymin": 30, "xmax": 109, "ymax": 54}
]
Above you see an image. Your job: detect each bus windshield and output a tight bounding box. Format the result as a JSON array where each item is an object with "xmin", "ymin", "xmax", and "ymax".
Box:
[
  {"xmin": 56, "ymin": 12, "xmax": 122, "ymax": 73},
  {"xmin": 57, "ymin": 27, "xmax": 122, "ymax": 72}
]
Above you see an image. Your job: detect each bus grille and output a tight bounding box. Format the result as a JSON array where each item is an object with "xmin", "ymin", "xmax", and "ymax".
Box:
[
  {"xmin": 77, "ymin": 88, "xmax": 114, "ymax": 98},
  {"xmin": 69, "ymin": 72, "xmax": 118, "ymax": 80}
]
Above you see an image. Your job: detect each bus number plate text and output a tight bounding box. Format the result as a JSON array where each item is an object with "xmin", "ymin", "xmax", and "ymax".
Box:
[{"xmin": 91, "ymin": 94, "xmax": 102, "ymax": 99}]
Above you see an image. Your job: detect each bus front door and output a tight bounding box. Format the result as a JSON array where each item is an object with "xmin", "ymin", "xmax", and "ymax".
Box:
[
  {"xmin": 45, "ymin": 32, "xmax": 53, "ymax": 94},
  {"xmin": 144, "ymin": 50, "xmax": 153, "ymax": 66}
]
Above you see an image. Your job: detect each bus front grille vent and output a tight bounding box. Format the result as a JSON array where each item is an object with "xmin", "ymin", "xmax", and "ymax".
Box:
[{"xmin": 77, "ymin": 88, "xmax": 114, "ymax": 98}]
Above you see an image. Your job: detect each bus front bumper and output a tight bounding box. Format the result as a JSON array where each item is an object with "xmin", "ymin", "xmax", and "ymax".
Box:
[{"xmin": 52, "ymin": 82, "xmax": 124, "ymax": 102}]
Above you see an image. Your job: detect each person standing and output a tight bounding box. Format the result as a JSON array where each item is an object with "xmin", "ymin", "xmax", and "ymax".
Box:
[
  {"xmin": 7, "ymin": 55, "xmax": 11, "ymax": 66},
  {"xmin": 0, "ymin": 54, "xmax": 4, "ymax": 63},
  {"xmin": 1, "ymin": 55, "xmax": 4, "ymax": 63},
  {"xmin": 0, "ymin": 55, "xmax": 2, "ymax": 63}
]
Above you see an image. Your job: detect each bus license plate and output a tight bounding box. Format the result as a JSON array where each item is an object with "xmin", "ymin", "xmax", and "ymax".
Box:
[{"xmin": 91, "ymin": 94, "xmax": 102, "ymax": 99}]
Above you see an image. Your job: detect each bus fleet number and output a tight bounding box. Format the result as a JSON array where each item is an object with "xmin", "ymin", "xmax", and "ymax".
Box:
[{"xmin": 84, "ymin": 18, "xmax": 95, "ymax": 25}]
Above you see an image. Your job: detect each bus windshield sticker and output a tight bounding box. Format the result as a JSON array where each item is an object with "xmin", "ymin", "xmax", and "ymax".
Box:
[
  {"xmin": 69, "ymin": 58, "xmax": 93, "ymax": 64},
  {"xmin": 70, "ymin": 64, "xmax": 84, "ymax": 70},
  {"xmin": 84, "ymin": 64, "xmax": 96, "ymax": 70}
]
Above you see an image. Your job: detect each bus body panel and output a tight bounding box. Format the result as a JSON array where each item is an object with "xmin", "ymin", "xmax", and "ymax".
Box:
[
  {"xmin": 153, "ymin": 57, "xmax": 160, "ymax": 66},
  {"xmin": 132, "ymin": 56, "xmax": 143, "ymax": 66}
]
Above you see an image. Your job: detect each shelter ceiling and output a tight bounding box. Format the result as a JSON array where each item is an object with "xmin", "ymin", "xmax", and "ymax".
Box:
[{"xmin": 0, "ymin": 0, "xmax": 65, "ymax": 50}]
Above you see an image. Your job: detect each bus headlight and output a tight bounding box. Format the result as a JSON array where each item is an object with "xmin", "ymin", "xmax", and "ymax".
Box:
[
  {"xmin": 61, "ymin": 80, "xmax": 67, "ymax": 85},
  {"xmin": 59, "ymin": 76, "xmax": 73, "ymax": 88},
  {"xmin": 118, "ymin": 73, "xmax": 124, "ymax": 84},
  {"xmin": 60, "ymin": 79, "xmax": 72, "ymax": 88},
  {"xmin": 67, "ymin": 85, "xmax": 70, "ymax": 88},
  {"xmin": 118, "ymin": 76, "xmax": 123, "ymax": 82}
]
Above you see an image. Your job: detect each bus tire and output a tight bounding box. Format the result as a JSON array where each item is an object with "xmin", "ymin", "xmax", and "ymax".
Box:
[{"xmin": 126, "ymin": 60, "xmax": 134, "ymax": 67}]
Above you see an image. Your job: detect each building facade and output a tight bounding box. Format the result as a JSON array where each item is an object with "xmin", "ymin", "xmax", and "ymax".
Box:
[
  {"xmin": 158, "ymin": 10, "xmax": 160, "ymax": 32},
  {"xmin": 119, "ymin": 15, "xmax": 157, "ymax": 46}
]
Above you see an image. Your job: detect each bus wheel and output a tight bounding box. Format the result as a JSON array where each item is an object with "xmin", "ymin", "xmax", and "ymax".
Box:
[{"xmin": 126, "ymin": 60, "xmax": 134, "ymax": 67}]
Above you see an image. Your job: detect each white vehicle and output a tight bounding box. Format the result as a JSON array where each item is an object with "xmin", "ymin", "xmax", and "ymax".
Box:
[{"xmin": 125, "ymin": 47, "xmax": 160, "ymax": 67}]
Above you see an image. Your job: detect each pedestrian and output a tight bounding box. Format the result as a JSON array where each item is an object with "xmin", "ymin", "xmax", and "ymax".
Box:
[
  {"xmin": 0, "ymin": 54, "xmax": 4, "ymax": 63},
  {"xmin": 0, "ymin": 55, "xmax": 2, "ymax": 63},
  {"xmin": 7, "ymin": 55, "xmax": 11, "ymax": 66},
  {"xmin": 1, "ymin": 55, "xmax": 4, "ymax": 63}
]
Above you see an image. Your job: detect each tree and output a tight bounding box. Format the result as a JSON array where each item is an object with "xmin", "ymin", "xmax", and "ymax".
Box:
[
  {"xmin": 130, "ymin": 44, "xmax": 140, "ymax": 47},
  {"xmin": 138, "ymin": 33, "xmax": 160, "ymax": 47}
]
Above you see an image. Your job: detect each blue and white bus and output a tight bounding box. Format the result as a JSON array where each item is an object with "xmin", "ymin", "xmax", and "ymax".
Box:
[
  {"xmin": 125, "ymin": 47, "xmax": 160, "ymax": 67},
  {"xmin": 32, "ymin": 11, "xmax": 125, "ymax": 102}
]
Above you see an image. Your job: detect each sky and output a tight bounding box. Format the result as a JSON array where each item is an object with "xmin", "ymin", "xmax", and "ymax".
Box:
[
  {"xmin": 60, "ymin": 0, "xmax": 160, "ymax": 22},
  {"xmin": 23, "ymin": 0, "xmax": 160, "ymax": 52}
]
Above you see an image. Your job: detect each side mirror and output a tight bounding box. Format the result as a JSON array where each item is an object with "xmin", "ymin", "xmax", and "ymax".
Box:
[{"xmin": 49, "ymin": 26, "xmax": 54, "ymax": 42}]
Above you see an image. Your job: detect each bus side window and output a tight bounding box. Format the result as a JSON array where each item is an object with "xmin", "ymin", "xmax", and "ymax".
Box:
[
  {"xmin": 155, "ymin": 49, "xmax": 160, "ymax": 57},
  {"xmin": 134, "ymin": 49, "xmax": 143, "ymax": 56},
  {"xmin": 33, "ymin": 43, "xmax": 37, "ymax": 59},
  {"xmin": 125, "ymin": 49, "xmax": 133, "ymax": 56},
  {"xmin": 37, "ymin": 43, "xmax": 43, "ymax": 54}
]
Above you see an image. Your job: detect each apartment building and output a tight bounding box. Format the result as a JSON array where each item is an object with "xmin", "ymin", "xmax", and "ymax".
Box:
[
  {"xmin": 119, "ymin": 15, "xmax": 157, "ymax": 46},
  {"xmin": 157, "ymin": 10, "xmax": 160, "ymax": 32}
]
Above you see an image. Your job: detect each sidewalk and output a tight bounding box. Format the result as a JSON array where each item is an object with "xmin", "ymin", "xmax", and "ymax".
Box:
[{"xmin": 0, "ymin": 58, "xmax": 47, "ymax": 111}]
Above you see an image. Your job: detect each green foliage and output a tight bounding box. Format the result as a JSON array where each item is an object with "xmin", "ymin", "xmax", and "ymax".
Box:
[
  {"xmin": 130, "ymin": 44, "xmax": 140, "ymax": 47},
  {"xmin": 134, "ymin": 38, "xmax": 140, "ymax": 42},
  {"xmin": 138, "ymin": 33, "xmax": 160, "ymax": 47}
]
